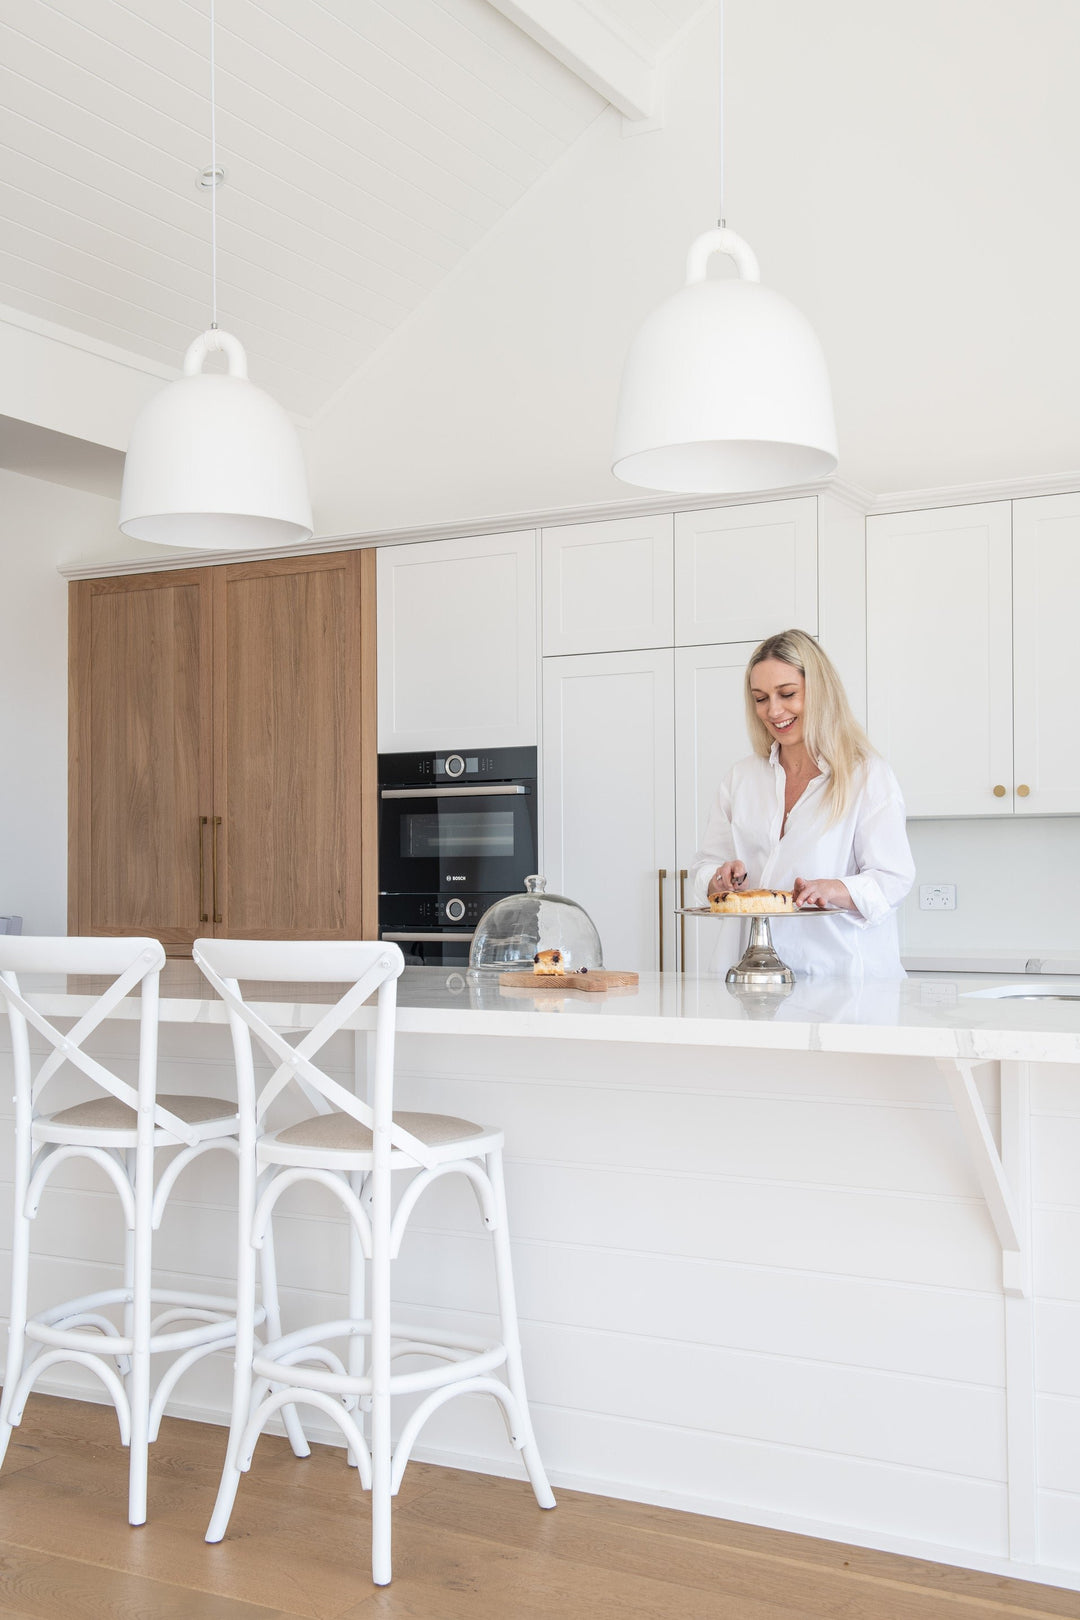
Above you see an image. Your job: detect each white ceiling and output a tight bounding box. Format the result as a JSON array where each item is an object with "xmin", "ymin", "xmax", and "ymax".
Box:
[{"xmin": 0, "ymin": 0, "xmax": 700, "ymax": 420}]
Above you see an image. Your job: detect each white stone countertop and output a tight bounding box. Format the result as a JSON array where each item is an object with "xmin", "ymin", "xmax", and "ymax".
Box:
[{"xmin": 17, "ymin": 961, "xmax": 1080, "ymax": 1065}]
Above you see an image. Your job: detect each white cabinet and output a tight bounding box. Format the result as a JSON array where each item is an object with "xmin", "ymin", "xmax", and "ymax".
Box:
[
  {"xmin": 377, "ymin": 531, "xmax": 537, "ymax": 753},
  {"xmin": 674, "ymin": 497, "xmax": 818, "ymax": 647},
  {"xmin": 674, "ymin": 643, "xmax": 758, "ymax": 974},
  {"xmin": 541, "ymin": 515, "xmax": 673, "ymax": 655},
  {"xmin": 1012, "ymin": 493, "xmax": 1080, "ymax": 815},
  {"xmin": 542, "ymin": 650, "xmax": 675, "ymax": 973},
  {"xmin": 866, "ymin": 504, "xmax": 1014, "ymax": 817}
]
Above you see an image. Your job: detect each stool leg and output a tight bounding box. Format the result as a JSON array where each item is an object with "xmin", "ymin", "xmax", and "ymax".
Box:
[
  {"xmin": 370, "ymin": 1167, "xmax": 392, "ymax": 1585},
  {"xmin": 487, "ymin": 1149, "xmax": 555, "ymax": 1511},
  {"xmin": 128, "ymin": 1138, "xmax": 153, "ymax": 1525},
  {"xmin": 346, "ymin": 1170, "xmax": 365, "ymax": 1469},
  {"xmin": 258, "ymin": 1209, "xmax": 309, "ymax": 1459},
  {"xmin": 207, "ymin": 1150, "xmax": 262, "ymax": 1542},
  {"xmin": 0, "ymin": 1174, "xmax": 32, "ymax": 1465}
]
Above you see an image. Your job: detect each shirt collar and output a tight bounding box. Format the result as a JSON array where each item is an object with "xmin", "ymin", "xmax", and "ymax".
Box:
[{"xmin": 768, "ymin": 741, "xmax": 831, "ymax": 776}]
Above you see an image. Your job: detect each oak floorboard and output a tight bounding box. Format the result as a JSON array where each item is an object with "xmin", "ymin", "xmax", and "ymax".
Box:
[{"xmin": 0, "ymin": 1397, "xmax": 1079, "ymax": 1619}]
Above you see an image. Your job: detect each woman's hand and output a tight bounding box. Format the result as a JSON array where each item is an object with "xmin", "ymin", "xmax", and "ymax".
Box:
[
  {"xmin": 708, "ymin": 861, "xmax": 746, "ymax": 897},
  {"xmin": 793, "ymin": 877, "xmax": 854, "ymax": 911}
]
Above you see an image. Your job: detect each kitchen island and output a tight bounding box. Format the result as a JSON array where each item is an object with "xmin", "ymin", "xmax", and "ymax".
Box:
[{"xmin": 5, "ymin": 965, "xmax": 1080, "ymax": 1592}]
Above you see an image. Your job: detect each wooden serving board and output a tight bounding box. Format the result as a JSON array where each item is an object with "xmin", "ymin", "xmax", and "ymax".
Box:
[{"xmin": 498, "ymin": 969, "xmax": 638, "ymax": 994}]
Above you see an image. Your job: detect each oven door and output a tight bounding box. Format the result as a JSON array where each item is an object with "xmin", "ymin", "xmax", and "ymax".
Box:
[{"xmin": 379, "ymin": 784, "xmax": 536, "ymax": 895}]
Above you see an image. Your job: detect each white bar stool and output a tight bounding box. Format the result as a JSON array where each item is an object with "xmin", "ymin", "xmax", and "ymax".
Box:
[
  {"xmin": 193, "ymin": 937, "xmax": 554, "ymax": 1587},
  {"xmin": 0, "ymin": 935, "xmax": 284, "ymax": 1525}
]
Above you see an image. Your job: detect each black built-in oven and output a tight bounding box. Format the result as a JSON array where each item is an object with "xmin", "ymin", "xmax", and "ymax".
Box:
[{"xmin": 378, "ymin": 746, "xmax": 537, "ymax": 966}]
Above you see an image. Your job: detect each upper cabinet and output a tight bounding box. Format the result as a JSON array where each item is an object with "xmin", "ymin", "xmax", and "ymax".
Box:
[
  {"xmin": 539, "ymin": 497, "xmax": 818, "ymax": 659},
  {"xmin": 377, "ymin": 531, "xmax": 537, "ymax": 753},
  {"xmin": 1012, "ymin": 493, "xmax": 1080, "ymax": 815},
  {"xmin": 674, "ymin": 497, "xmax": 818, "ymax": 646},
  {"xmin": 541, "ymin": 514, "xmax": 673, "ymax": 655},
  {"xmin": 69, "ymin": 552, "xmax": 376, "ymax": 954},
  {"xmin": 866, "ymin": 498, "xmax": 1080, "ymax": 819}
]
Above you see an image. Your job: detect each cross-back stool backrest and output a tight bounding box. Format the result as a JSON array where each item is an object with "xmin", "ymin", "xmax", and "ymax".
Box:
[
  {"xmin": 0, "ymin": 935, "xmax": 195, "ymax": 1141},
  {"xmin": 190, "ymin": 939, "xmax": 428, "ymax": 1167}
]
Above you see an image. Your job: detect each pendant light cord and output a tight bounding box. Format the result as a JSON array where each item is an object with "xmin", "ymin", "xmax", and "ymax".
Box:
[
  {"xmin": 717, "ymin": 0, "xmax": 725, "ymax": 228},
  {"xmin": 209, "ymin": 0, "xmax": 218, "ymax": 329}
]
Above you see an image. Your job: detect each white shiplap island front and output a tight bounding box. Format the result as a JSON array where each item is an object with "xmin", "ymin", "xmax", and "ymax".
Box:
[{"xmin": 5, "ymin": 964, "xmax": 1080, "ymax": 1592}]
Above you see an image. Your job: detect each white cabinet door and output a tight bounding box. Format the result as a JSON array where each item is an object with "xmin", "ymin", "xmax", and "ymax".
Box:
[
  {"xmin": 866, "ymin": 503, "xmax": 1013, "ymax": 817},
  {"xmin": 674, "ymin": 497, "xmax": 818, "ymax": 647},
  {"xmin": 541, "ymin": 515, "xmax": 673, "ymax": 655},
  {"xmin": 675, "ymin": 643, "xmax": 759, "ymax": 974},
  {"xmin": 1013, "ymin": 494, "xmax": 1080, "ymax": 815},
  {"xmin": 377, "ymin": 532, "xmax": 537, "ymax": 753},
  {"xmin": 542, "ymin": 650, "xmax": 675, "ymax": 973}
]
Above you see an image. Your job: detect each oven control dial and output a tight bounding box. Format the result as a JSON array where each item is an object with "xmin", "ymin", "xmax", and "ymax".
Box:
[
  {"xmin": 444, "ymin": 753, "xmax": 466, "ymax": 778},
  {"xmin": 445, "ymin": 897, "xmax": 466, "ymax": 923}
]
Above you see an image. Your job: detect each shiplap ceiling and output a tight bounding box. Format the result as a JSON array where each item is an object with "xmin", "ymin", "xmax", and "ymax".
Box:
[{"xmin": 1, "ymin": 0, "xmax": 701, "ymax": 419}]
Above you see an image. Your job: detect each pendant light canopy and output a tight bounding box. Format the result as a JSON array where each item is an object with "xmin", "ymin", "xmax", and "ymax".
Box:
[
  {"xmin": 119, "ymin": 0, "xmax": 313, "ymax": 550},
  {"xmin": 611, "ymin": 227, "xmax": 837, "ymax": 494},
  {"xmin": 611, "ymin": 1, "xmax": 837, "ymax": 496},
  {"xmin": 119, "ymin": 330, "xmax": 313, "ymax": 550}
]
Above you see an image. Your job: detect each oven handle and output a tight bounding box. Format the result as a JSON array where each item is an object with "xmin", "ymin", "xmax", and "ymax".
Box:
[
  {"xmin": 382, "ymin": 931, "xmax": 476, "ymax": 942},
  {"xmin": 379, "ymin": 785, "xmax": 527, "ymax": 799}
]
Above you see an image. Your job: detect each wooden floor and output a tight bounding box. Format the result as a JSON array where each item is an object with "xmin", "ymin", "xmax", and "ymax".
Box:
[{"xmin": 0, "ymin": 1397, "xmax": 1075, "ymax": 1619}]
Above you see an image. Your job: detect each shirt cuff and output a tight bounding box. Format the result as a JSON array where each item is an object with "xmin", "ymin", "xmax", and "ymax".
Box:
[{"xmin": 841, "ymin": 872, "xmax": 890, "ymax": 927}]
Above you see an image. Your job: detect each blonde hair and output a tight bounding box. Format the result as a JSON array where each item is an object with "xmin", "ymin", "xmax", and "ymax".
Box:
[{"xmin": 744, "ymin": 629, "xmax": 872, "ymax": 823}]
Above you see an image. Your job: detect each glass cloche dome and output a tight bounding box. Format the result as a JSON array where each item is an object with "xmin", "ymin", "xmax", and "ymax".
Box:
[{"xmin": 469, "ymin": 875, "xmax": 604, "ymax": 976}]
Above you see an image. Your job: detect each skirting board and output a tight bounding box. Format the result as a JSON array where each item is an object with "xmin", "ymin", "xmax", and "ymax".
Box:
[{"xmin": 28, "ymin": 1370, "xmax": 1080, "ymax": 1599}]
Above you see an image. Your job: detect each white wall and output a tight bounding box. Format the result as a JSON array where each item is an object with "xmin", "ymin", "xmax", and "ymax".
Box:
[
  {"xmin": 307, "ymin": 0, "xmax": 1080, "ymax": 538},
  {"xmin": 0, "ymin": 470, "xmax": 121, "ymax": 933},
  {"xmin": 902, "ymin": 816, "xmax": 1080, "ymax": 959}
]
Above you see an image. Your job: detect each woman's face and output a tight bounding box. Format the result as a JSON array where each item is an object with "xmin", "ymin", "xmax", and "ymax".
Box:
[{"xmin": 750, "ymin": 659, "xmax": 806, "ymax": 747}]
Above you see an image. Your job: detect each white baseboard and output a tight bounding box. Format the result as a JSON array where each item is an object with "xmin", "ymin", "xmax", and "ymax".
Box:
[{"xmin": 28, "ymin": 1372, "xmax": 1080, "ymax": 1598}]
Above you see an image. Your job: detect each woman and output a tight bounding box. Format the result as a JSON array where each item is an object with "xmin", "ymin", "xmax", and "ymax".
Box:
[{"xmin": 689, "ymin": 629, "xmax": 915, "ymax": 979}]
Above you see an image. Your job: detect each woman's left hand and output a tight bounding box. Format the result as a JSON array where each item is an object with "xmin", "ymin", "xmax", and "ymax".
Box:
[{"xmin": 793, "ymin": 877, "xmax": 854, "ymax": 911}]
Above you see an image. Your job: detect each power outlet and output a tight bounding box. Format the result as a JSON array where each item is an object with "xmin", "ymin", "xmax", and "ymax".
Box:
[{"xmin": 919, "ymin": 884, "xmax": 957, "ymax": 911}]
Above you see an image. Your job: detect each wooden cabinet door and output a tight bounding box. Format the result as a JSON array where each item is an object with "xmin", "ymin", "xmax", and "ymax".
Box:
[
  {"xmin": 542, "ymin": 649, "xmax": 675, "ymax": 974},
  {"xmin": 675, "ymin": 642, "xmax": 759, "ymax": 974},
  {"xmin": 376, "ymin": 531, "xmax": 537, "ymax": 752},
  {"xmin": 69, "ymin": 570, "xmax": 213, "ymax": 954},
  {"xmin": 213, "ymin": 551, "xmax": 373, "ymax": 941},
  {"xmin": 674, "ymin": 497, "xmax": 818, "ymax": 647},
  {"xmin": 1012, "ymin": 494, "xmax": 1080, "ymax": 815},
  {"xmin": 541, "ymin": 514, "xmax": 674, "ymax": 655},
  {"xmin": 866, "ymin": 503, "xmax": 1013, "ymax": 818}
]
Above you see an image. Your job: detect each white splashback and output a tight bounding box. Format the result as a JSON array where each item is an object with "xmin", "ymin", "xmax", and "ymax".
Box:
[{"xmin": 901, "ymin": 816, "xmax": 1080, "ymax": 957}]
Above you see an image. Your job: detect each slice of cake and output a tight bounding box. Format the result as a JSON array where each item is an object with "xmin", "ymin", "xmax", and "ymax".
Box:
[
  {"xmin": 709, "ymin": 889, "xmax": 796, "ymax": 915},
  {"xmin": 533, "ymin": 948, "xmax": 566, "ymax": 975}
]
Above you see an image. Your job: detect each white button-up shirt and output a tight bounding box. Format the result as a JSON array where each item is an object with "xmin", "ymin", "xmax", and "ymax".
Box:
[{"xmin": 689, "ymin": 745, "xmax": 916, "ymax": 980}]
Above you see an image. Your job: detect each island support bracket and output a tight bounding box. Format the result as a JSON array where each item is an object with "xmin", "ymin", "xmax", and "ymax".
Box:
[{"xmin": 936, "ymin": 1057, "xmax": 1037, "ymax": 1564}]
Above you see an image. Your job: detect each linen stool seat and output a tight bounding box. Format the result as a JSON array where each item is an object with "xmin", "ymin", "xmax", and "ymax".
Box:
[
  {"xmin": 193, "ymin": 937, "xmax": 554, "ymax": 1587},
  {"xmin": 0, "ymin": 936, "xmax": 293, "ymax": 1527}
]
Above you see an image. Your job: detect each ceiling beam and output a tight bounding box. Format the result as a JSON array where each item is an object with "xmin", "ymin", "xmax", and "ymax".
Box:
[{"xmin": 485, "ymin": 1, "xmax": 656, "ymax": 121}]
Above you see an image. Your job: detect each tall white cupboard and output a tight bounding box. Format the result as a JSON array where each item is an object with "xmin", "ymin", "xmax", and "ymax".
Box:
[{"xmin": 541, "ymin": 498, "xmax": 826, "ymax": 972}]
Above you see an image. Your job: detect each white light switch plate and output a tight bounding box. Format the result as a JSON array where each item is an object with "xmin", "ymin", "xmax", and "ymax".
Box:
[{"xmin": 920, "ymin": 884, "xmax": 957, "ymax": 911}]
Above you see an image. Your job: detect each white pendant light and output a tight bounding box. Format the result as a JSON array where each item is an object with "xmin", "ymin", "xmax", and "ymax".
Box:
[
  {"xmin": 611, "ymin": 4, "xmax": 837, "ymax": 496},
  {"xmin": 119, "ymin": 1, "xmax": 313, "ymax": 550}
]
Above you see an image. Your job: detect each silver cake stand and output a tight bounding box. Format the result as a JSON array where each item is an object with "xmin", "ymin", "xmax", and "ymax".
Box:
[{"xmin": 676, "ymin": 905, "xmax": 836, "ymax": 987}]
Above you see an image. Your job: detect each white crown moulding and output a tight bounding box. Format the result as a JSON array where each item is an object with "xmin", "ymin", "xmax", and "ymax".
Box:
[{"xmin": 59, "ymin": 468, "xmax": 1080, "ymax": 581}]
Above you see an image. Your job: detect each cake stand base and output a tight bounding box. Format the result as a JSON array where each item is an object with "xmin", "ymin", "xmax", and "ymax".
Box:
[{"xmin": 725, "ymin": 914, "xmax": 796, "ymax": 987}]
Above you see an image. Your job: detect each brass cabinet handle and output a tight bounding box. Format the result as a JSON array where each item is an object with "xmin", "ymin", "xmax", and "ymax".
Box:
[
  {"xmin": 679, "ymin": 870, "xmax": 687, "ymax": 971},
  {"xmin": 658, "ymin": 869, "xmax": 667, "ymax": 972},
  {"xmin": 993, "ymin": 785, "xmax": 1007, "ymax": 798},
  {"xmin": 1017, "ymin": 784, "xmax": 1031, "ymax": 798},
  {"xmin": 198, "ymin": 816, "xmax": 209, "ymax": 924},
  {"xmin": 212, "ymin": 816, "xmax": 222, "ymax": 925}
]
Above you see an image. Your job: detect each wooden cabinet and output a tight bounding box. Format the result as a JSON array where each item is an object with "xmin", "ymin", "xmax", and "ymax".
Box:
[
  {"xmin": 541, "ymin": 515, "xmax": 673, "ymax": 655},
  {"xmin": 376, "ymin": 531, "xmax": 536, "ymax": 752},
  {"xmin": 69, "ymin": 550, "xmax": 376, "ymax": 953},
  {"xmin": 674, "ymin": 497, "xmax": 818, "ymax": 647}
]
